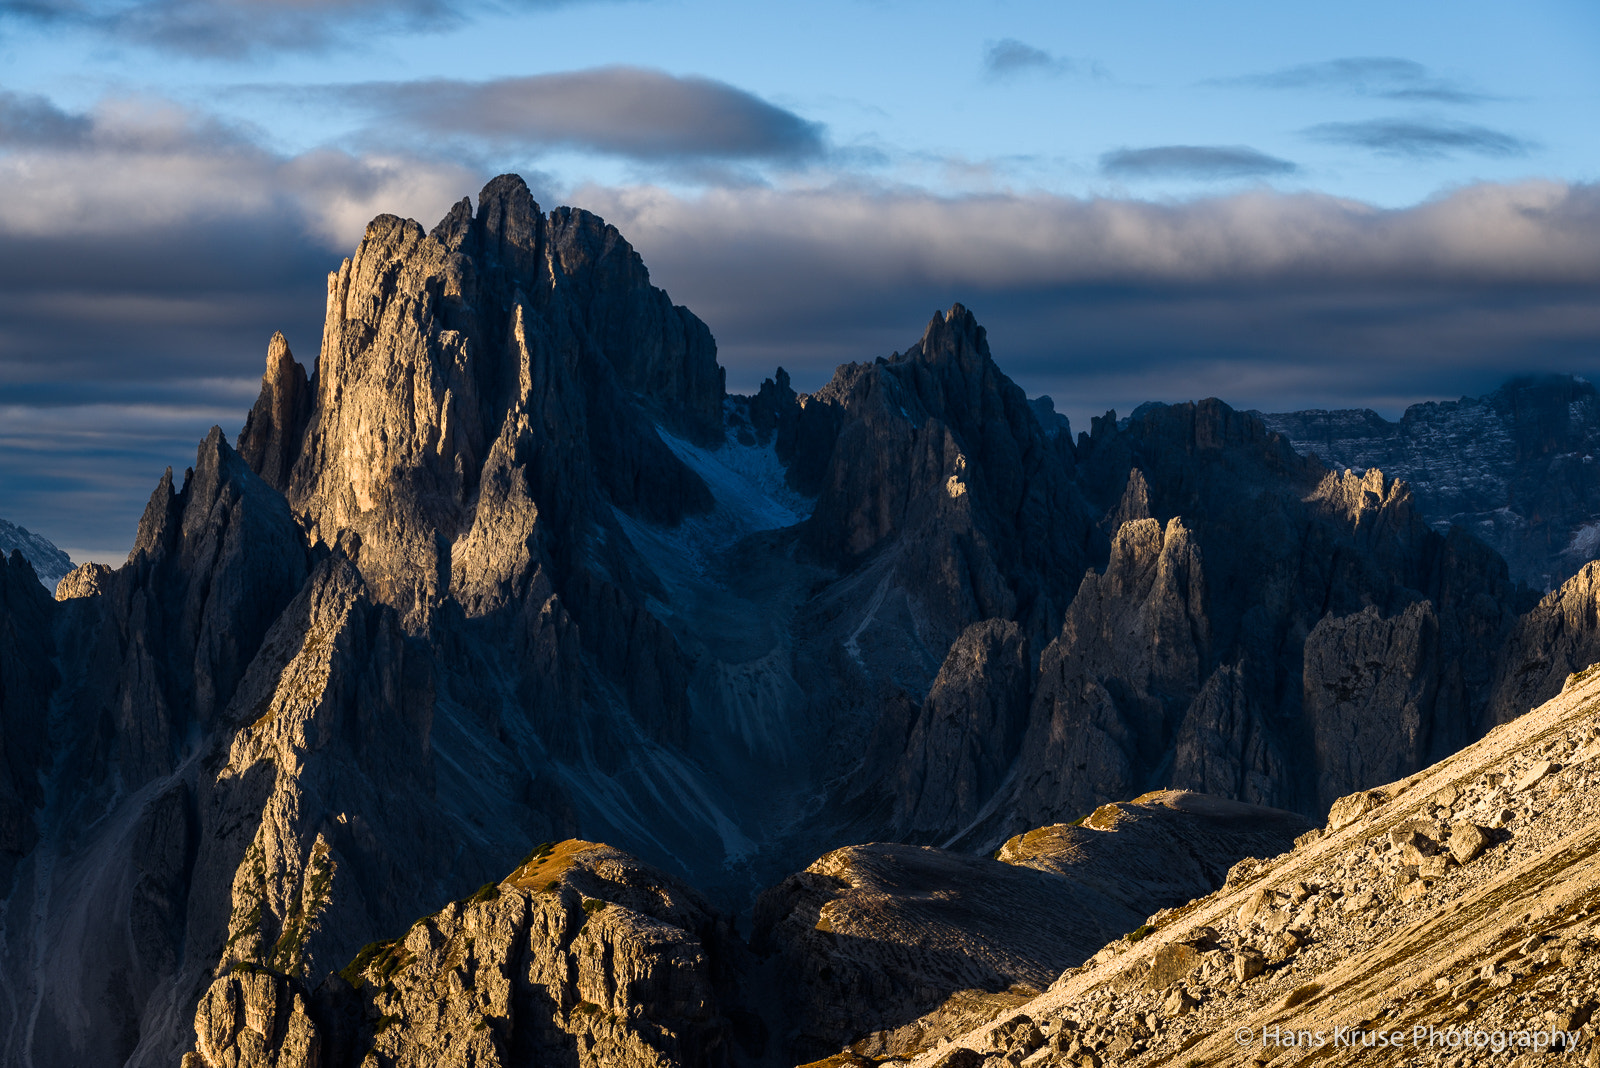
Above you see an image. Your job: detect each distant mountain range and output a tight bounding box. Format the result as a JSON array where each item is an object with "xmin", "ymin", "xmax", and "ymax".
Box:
[
  {"xmin": 0, "ymin": 517, "xmax": 72, "ymax": 591},
  {"xmin": 4, "ymin": 176, "xmax": 1600, "ymax": 1068},
  {"xmin": 1260, "ymin": 375, "xmax": 1600, "ymax": 592}
]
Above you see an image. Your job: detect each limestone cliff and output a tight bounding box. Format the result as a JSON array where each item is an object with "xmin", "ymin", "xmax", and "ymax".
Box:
[
  {"xmin": 955, "ymin": 404, "xmax": 1523, "ymax": 842},
  {"xmin": 795, "ymin": 305, "xmax": 1096, "ymax": 652},
  {"xmin": 1488, "ymin": 560, "xmax": 1600, "ymax": 725},
  {"xmin": 888, "ymin": 619, "xmax": 1032, "ymax": 842},
  {"xmin": 237, "ymin": 331, "xmax": 313, "ymax": 494}
]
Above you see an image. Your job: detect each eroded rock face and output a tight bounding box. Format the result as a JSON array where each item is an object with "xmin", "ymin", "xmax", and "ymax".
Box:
[
  {"xmin": 67, "ymin": 428, "xmax": 314, "ymax": 780},
  {"xmin": 237, "ymin": 332, "xmax": 313, "ymax": 495},
  {"xmin": 762, "ymin": 307, "xmax": 1100, "ymax": 846},
  {"xmin": 281, "ymin": 176, "xmax": 719, "ymax": 632},
  {"xmin": 971, "ymin": 404, "xmax": 1522, "ymax": 840},
  {"xmin": 187, "ymin": 969, "xmax": 323, "ymax": 1068},
  {"xmin": 889, "ymin": 619, "xmax": 1032, "ymax": 841},
  {"xmin": 184, "ymin": 842, "xmax": 738, "ymax": 1068},
  {"xmin": 1304, "ymin": 601, "xmax": 1439, "ymax": 810},
  {"xmin": 0, "ymin": 432, "xmax": 315, "ymax": 1068},
  {"xmin": 796, "ymin": 305, "xmax": 1097, "ymax": 653},
  {"xmin": 1488, "ymin": 561, "xmax": 1600, "ymax": 726}
]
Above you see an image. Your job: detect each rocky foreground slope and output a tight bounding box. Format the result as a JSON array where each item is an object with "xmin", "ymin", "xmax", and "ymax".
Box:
[{"xmin": 894, "ymin": 667, "xmax": 1600, "ymax": 1068}]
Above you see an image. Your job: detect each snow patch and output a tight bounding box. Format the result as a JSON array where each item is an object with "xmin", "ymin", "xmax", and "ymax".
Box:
[
  {"xmin": 0, "ymin": 517, "xmax": 73, "ymax": 592},
  {"xmin": 1562, "ymin": 520, "xmax": 1600, "ymax": 564},
  {"xmin": 615, "ymin": 429, "xmax": 813, "ymax": 583}
]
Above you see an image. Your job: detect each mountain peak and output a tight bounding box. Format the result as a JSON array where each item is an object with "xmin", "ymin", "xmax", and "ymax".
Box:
[{"xmin": 0, "ymin": 516, "xmax": 72, "ymax": 591}]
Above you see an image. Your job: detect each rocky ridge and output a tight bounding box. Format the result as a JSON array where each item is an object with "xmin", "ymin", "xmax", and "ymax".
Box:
[
  {"xmin": 898, "ymin": 666, "xmax": 1600, "ymax": 1068},
  {"xmin": 753, "ymin": 792, "xmax": 1309, "ymax": 1064},
  {"xmin": 911, "ymin": 403, "xmax": 1527, "ymax": 848}
]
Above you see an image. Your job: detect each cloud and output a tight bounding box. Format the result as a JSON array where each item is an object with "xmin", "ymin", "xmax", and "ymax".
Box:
[
  {"xmin": 1214, "ymin": 57, "xmax": 1490, "ymax": 105},
  {"xmin": 1100, "ymin": 145, "xmax": 1297, "ymax": 180},
  {"xmin": 337, "ymin": 68, "xmax": 826, "ymax": 164},
  {"xmin": 0, "ymin": 0, "xmax": 614, "ymax": 56},
  {"xmin": 1305, "ymin": 118, "xmax": 1533, "ymax": 160},
  {"xmin": 575, "ymin": 180, "xmax": 1600, "ymax": 429},
  {"xmin": 4, "ymin": 90, "xmax": 1599, "ymax": 558},
  {"xmin": 0, "ymin": 90, "xmax": 92, "ymax": 146},
  {"xmin": 982, "ymin": 38, "xmax": 1081, "ymax": 81},
  {"xmin": 0, "ymin": 91, "xmax": 478, "ymax": 553},
  {"xmin": 0, "ymin": 95, "xmax": 476, "ymax": 242}
]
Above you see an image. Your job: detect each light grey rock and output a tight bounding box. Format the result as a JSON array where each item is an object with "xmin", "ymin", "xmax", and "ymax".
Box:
[
  {"xmin": 190, "ymin": 968, "xmax": 323, "ymax": 1068},
  {"xmin": 1232, "ymin": 949, "xmax": 1267, "ymax": 983},
  {"xmin": 185, "ymin": 842, "xmax": 735, "ymax": 1068},
  {"xmin": 1490, "ymin": 564, "xmax": 1600, "ymax": 724},
  {"xmin": 1449, "ymin": 823, "xmax": 1491, "ymax": 865},
  {"xmin": 1327, "ymin": 789, "xmax": 1386, "ymax": 831},
  {"xmin": 237, "ymin": 331, "xmax": 312, "ymax": 494}
]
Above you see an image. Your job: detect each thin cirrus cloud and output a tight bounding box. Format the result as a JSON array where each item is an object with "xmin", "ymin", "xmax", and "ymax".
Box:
[
  {"xmin": 1306, "ymin": 118, "xmax": 1533, "ymax": 160},
  {"xmin": 1100, "ymin": 145, "xmax": 1298, "ymax": 181},
  {"xmin": 336, "ymin": 68, "xmax": 827, "ymax": 165},
  {"xmin": 0, "ymin": 0, "xmax": 616, "ymax": 56},
  {"xmin": 1213, "ymin": 57, "xmax": 1491, "ymax": 105}
]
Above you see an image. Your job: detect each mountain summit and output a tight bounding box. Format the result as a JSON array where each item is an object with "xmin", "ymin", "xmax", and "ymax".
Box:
[{"xmin": 3, "ymin": 176, "xmax": 1600, "ymax": 1067}]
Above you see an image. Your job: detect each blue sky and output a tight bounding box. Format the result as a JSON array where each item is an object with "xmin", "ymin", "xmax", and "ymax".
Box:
[{"xmin": 1, "ymin": 0, "xmax": 1598, "ymax": 560}]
